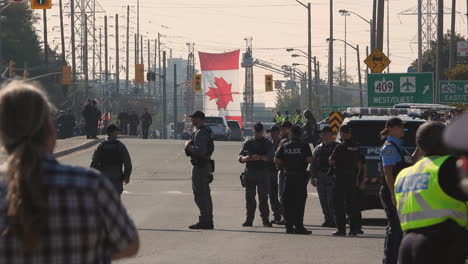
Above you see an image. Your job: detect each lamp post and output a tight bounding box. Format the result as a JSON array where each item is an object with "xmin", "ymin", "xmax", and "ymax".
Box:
[
  {"xmin": 339, "ymin": 10, "xmax": 350, "ymax": 85},
  {"xmin": 327, "ymin": 38, "xmax": 363, "ymax": 107},
  {"xmin": 338, "ymin": 9, "xmax": 374, "ymax": 51},
  {"xmin": 295, "ymin": 1, "xmax": 313, "ymax": 110}
]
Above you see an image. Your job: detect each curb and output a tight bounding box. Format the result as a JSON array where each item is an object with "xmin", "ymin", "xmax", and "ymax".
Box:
[{"xmin": 54, "ymin": 138, "xmax": 104, "ymax": 158}]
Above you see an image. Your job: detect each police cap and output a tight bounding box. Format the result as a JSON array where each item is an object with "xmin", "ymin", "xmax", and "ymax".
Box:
[
  {"xmin": 267, "ymin": 125, "xmax": 280, "ymax": 133},
  {"xmin": 253, "ymin": 122, "xmax": 264, "ymax": 132},
  {"xmin": 106, "ymin": 124, "xmax": 121, "ymax": 136},
  {"xmin": 189, "ymin": 111, "xmax": 205, "ymax": 119}
]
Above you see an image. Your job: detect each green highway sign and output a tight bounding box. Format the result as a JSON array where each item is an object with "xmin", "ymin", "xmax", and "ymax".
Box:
[
  {"xmin": 321, "ymin": 105, "xmax": 351, "ymax": 120},
  {"xmin": 439, "ymin": 80, "xmax": 468, "ymax": 103},
  {"xmin": 368, "ymin": 73, "xmax": 434, "ymax": 107}
]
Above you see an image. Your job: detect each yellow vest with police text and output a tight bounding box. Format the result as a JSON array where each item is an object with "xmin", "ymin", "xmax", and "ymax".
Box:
[{"xmin": 395, "ymin": 156, "xmax": 468, "ymax": 231}]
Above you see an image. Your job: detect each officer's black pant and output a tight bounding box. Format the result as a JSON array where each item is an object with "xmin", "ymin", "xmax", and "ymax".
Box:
[
  {"xmin": 399, "ymin": 221, "xmax": 468, "ymax": 264},
  {"xmin": 282, "ymin": 173, "xmax": 308, "ymax": 230},
  {"xmin": 380, "ymin": 186, "xmax": 402, "ymax": 264},
  {"xmin": 334, "ymin": 176, "xmax": 359, "ymax": 232},
  {"xmin": 129, "ymin": 125, "xmax": 138, "ymax": 136},
  {"xmin": 192, "ymin": 165, "xmax": 213, "ymax": 225},
  {"xmin": 316, "ymin": 170, "xmax": 335, "ymax": 224},
  {"xmin": 245, "ymin": 168, "xmax": 270, "ymax": 223},
  {"xmin": 142, "ymin": 125, "xmax": 150, "ymax": 139},
  {"xmin": 120, "ymin": 122, "xmax": 128, "ymax": 134},
  {"xmin": 268, "ymin": 168, "xmax": 281, "ymax": 221}
]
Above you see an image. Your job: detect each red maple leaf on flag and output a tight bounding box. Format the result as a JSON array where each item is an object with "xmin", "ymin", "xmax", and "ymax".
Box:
[{"xmin": 205, "ymin": 77, "xmax": 239, "ymax": 110}]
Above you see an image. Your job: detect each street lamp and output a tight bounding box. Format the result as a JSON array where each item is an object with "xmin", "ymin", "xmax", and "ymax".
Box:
[
  {"xmin": 294, "ymin": 0, "xmax": 313, "ymax": 110},
  {"xmin": 326, "ymin": 38, "xmax": 363, "ymax": 107},
  {"xmin": 339, "ymin": 10, "xmax": 350, "ymax": 86},
  {"xmin": 338, "ymin": 9, "xmax": 374, "ymax": 51}
]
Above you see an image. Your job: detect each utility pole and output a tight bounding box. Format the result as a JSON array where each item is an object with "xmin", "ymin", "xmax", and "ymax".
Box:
[
  {"xmin": 357, "ymin": 45, "xmax": 363, "ymax": 107},
  {"xmin": 43, "ymin": 9, "xmax": 48, "ymax": 66},
  {"xmin": 126, "ymin": 5, "xmax": 130, "ymax": 89},
  {"xmin": 344, "ymin": 11, "xmax": 348, "ymax": 85},
  {"xmin": 59, "ymin": 0, "xmax": 66, "ymax": 63},
  {"xmin": 329, "ymin": 0, "xmax": 334, "ymax": 105},
  {"xmin": 376, "ymin": 0, "xmax": 385, "ymax": 50},
  {"xmin": 70, "ymin": 0, "xmax": 76, "ymax": 79},
  {"xmin": 140, "ymin": 35, "xmax": 143, "ymax": 66},
  {"xmin": 92, "ymin": 0, "xmax": 96, "ymax": 80},
  {"xmin": 99, "ymin": 28, "xmax": 102, "ymax": 80},
  {"xmin": 307, "ymin": 2, "xmax": 313, "ymax": 108},
  {"xmin": 158, "ymin": 33, "xmax": 161, "ymax": 96},
  {"xmin": 147, "ymin": 38, "xmax": 151, "ymax": 95},
  {"xmin": 449, "ymin": 0, "xmax": 456, "ymax": 70},
  {"xmin": 386, "ymin": 0, "xmax": 390, "ymax": 72},
  {"xmin": 115, "ymin": 14, "xmax": 119, "ymax": 94},
  {"xmin": 436, "ymin": 0, "xmax": 444, "ymax": 103},
  {"xmin": 162, "ymin": 51, "xmax": 167, "ymax": 139},
  {"xmin": 372, "ymin": 0, "xmax": 377, "ymax": 50},
  {"xmin": 314, "ymin": 56, "xmax": 318, "ymax": 85},
  {"xmin": 136, "ymin": 0, "xmax": 139, "ymax": 65},
  {"xmin": 173, "ymin": 64, "xmax": 177, "ymax": 139},
  {"xmin": 418, "ymin": 0, "xmax": 423, "ymax": 72},
  {"xmin": 104, "ymin": 15, "xmax": 108, "ymax": 83},
  {"xmin": 84, "ymin": 14, "xmax": 89, "ymax": 98},
  {"xmin": 154, "ymin": 39, "xmax": 157, "ymax": 97}
]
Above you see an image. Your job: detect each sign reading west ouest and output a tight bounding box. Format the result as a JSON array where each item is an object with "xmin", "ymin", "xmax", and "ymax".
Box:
[
  {"xmin": 368, "ymin": 73, "xmax": 434, "ymax": 107},
  {"xmin": 439, "ymin": 80, "xmax": 468, "ymax": 103}
]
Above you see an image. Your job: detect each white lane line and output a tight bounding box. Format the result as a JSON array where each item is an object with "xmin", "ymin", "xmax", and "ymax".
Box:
[
  {"xmin": 308, "ymin": 192, "xmax": 319, "ymax": 197},
  {"xmin": 122, "ymin": 190, "xmax": 133, "ymax": 195}
]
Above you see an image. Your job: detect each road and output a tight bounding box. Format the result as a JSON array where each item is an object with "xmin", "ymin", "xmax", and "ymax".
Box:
[{"xmin": 60, "ymin": 138, "xmax": 387, "ymax": 264}]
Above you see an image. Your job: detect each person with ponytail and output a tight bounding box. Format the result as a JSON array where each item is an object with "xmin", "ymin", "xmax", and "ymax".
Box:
[{"xmin": 0, "ymin": 81, "xmax": 139, "ymax": 263}]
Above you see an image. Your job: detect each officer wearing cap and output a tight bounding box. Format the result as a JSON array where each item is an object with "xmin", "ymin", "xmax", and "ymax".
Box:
[
  {"xmin": 379, "ymin": 117, "xmax": 410, "ymax": 264},
  {"xmin": 329, "ymin": 124, "xmax": 362, "ymax": 236},
  {"xmin": 267, "ymin": 125, "xmax": 282, "ymax": 224},
  {"xmin": 91, "ymin": 124, "xmax": 132, "ymax": 196},
  {"xmin": 185, "ymin": 111, "xmax": 215, "ymax": 230},
  {"xmin": 302, "ymin": 109, "xmax": 319, "ymax": 146},
  {"xmin": 396, "ymin": 122, "xmax": 468, "ymax": 264},
  {"xmin": 311, "ymin": 126, "xmax": 339, "ymax": 228},
  {"xmin": 239, "ymin": 122, "xmax": 274, "ymax": 227},
  {"xmin": 275, "ymin": 125, "xmax": 314, "ymax": 234}
]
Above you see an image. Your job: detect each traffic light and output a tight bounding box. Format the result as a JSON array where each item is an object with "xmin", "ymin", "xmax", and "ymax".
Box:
[
  {"xmin": 265, "ymin": 74, "xmax": 273, "ymax": 92},
  {"xmin": 135, "ymin": 64, "xmax": 144, "ymax": 84},
  {"xmin": 62, "ymin": 65, "xmax": 72, "ymax": 85},
  {"xmin": 193, "ymin": 74, "xmax": 202, "ymax": 92},
  {"xmin": 8, "ymin": 61, "xmax": 15, "ymax": 78},
  {"xmin": 30, "ymin": 0, "xmax": 52, "ymax": 9}
]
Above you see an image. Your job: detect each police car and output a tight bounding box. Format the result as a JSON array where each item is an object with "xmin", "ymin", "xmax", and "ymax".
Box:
[{"xmin": 340, "ymin": 107, "xmax": 426, "ymax": 210}]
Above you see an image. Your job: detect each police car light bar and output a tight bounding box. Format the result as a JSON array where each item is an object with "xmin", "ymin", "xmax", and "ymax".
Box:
[{"xmin": 345, "ymin": 107, "xmax": 422, "ymax": 116}]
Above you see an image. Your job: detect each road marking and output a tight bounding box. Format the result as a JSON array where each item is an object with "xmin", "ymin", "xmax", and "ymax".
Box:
[
  {"xmin": 308, "ymin": 192, "xmax": 319, "ymax": 197},
  {"xmin": 122, "ymin": 190, "xmax": 133, "ymax": 195}
]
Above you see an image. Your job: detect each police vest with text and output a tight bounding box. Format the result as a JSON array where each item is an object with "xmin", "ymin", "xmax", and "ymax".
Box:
[
  {"xmin": 283, "ymin": 140, "xmax": 308, "ymax": 173},
  {"xmin": 395, "ymin": 156, "xmax": 468, "ymax": 231}
]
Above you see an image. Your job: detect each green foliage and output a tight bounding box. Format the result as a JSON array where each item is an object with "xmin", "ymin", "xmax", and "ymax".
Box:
[{"xmin": 447, "ymin": 65, "xmax": 468, "ymax": 80}]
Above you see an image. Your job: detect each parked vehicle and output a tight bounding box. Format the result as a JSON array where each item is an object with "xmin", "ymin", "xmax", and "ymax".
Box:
[
  {"xmin": 205, "ymin": 116, "xmax": 230, "ymax": 141},
  {"xmin": 227, "ymin": 120, "xmax": 242, "ymax": 141}
]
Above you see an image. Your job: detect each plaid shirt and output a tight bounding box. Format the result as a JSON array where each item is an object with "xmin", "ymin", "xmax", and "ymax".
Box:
[{"xmin": 0, "ymin": 155, "xmax": 137, "ymax": 264}]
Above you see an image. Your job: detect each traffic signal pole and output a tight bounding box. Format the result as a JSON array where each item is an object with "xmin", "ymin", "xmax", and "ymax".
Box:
[
  {"xmin": 173, "ymin": 64, "xmax": 177, "ymax": 139},
  {"xmin": 43, "ymin": 9, "xmax": 48, "ymax": 66},
  {"xmin": 162, "ymin": 51, "xmax": 167, "ymax": 139}
]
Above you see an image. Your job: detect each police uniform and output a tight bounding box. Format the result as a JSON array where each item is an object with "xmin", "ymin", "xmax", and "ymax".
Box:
[
  {"xmin": 312, "ymin": 140, "xmax": 339, "ymax": 226},
  {"xmin": 380, "ymin": 136, "xmax": 409, "ymax": 263},
  {"xmin": 140, "ymin": 111, "xmax": 152, "ymax": 139},
  {"xmin": 90, "ymin": 136, "xmax": 132, "ymax": 195},
  {"xmin": 277, "ymin": 136, "xmax": 289, "ymax": 207},
  {"xmin": 275, "ymin": 137, "xmax": 313, "ymax": 233},
  {"xmin": 395, "ymin": 156, "xmax": 468, "ymax": 264},
  {"xmin": 268, "ymin": 137, "xmax": 282, "ymax": 222},
  {"xmin": 330, "ymin": 138, "xmax": 361, "ymax": 234},
  {"xmin": 128, "ymin": 112, "xmax": 140, "ymax": 136},
  {"xmin": 118, "ymin": 111, "xmax": 129, "ymax": 135},
  {"xmin": 188, "ymin": 124, "xmax": 215, "ymax": 228},
  {"xmin": 239, "ymin": 136, "xmax": 274, "ymax": 226}
]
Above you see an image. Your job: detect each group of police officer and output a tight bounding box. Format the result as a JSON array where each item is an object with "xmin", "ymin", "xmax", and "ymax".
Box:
[
  {"xmin": 88, "ymin": 107, "xmax": 467, "ymax": 263},
  {"xmin": 117, "ymin": 108, "xmax": 153, "ymax": 139}
]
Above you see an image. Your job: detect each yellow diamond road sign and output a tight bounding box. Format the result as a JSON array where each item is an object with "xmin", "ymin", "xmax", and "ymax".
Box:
[{"xmin": 365, "ymin": 48, "xmax": 391, "ymax": 73}]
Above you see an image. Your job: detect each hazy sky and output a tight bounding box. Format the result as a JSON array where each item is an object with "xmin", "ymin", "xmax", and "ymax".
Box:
[{"xmin": 40, "ymin": 0, "xmax": 468, "ymax": 107}]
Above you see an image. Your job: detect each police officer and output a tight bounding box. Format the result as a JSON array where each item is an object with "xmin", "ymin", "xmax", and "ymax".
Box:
[
  {"xmin": 90, "ymin": 124, "xmax": 132, "ymax": 196},
  {"xmin": 118, "ymin": 110, "xmax": 129, "ymax": 135},
  {"xmin": 329, "ymin": 125, "xmax": 362, "ymax": 236},
  {"xmin": 283, "ymin": 110, "xmax": 291, "ymax": 122},
  {"xmin": 267, "ymin": 125, "xmax": 282, "ymax": 224},
  {"xmin": 56, "ymin": 110, "xmax": 66, "ymax": 139},
  {"xmin": 396, "ymin": 122, "xmax": 468, "ymax": 264},
  {"xmin": 293, "ymin": 108, "xmax": 303, "ymax": 125},
  {"xmin": 140, "ymin": 108, "xmax": 152, "ymax": 139},
  {"xmin": 379, "ymin": 117, "xmax": 409, "ymax": 264},
  {"xmin": 185, "ymin": 111, "xmax": 215, "ymax": 230},
  {"xmin": 239, "ymin": 122, "xmax": 274, "ymax": 227},
  {"xmin": 311, "ymin": 126, "xmax": 338, "ymax": 228},
  {"xmin": 275, "ymin": 125, "xmax": 313, "ymax": 234},
  {"xmin": 302, "ymin": 109, "xmax": 320, "ymax": 146},
  {"xmin": 274, "ymin": 111, "xmax": 283, "ymax": 125},
  {"xmin": 278, "ymin": 121, "xmax": 293, "ymax": 221},
  {"xmin": 128, "ymin": 111, "xmax": 140, "ymax": 136},
  {"xmin": 63, "ymin": 109, "xmax": 76, "ymax": 138},
  {"xmin": 444, "ymin": 112, "xmax": 468, "ymax": 195}
]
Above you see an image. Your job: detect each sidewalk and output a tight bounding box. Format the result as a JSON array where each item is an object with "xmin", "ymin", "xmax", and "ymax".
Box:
[{"xmin": 54, "ymin": 136, "xmax": 104, "ymax": 158}]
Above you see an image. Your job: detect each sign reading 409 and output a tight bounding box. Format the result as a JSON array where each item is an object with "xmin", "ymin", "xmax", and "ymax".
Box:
[{"xmin": 374, "ymin": 78, "xmax": 394, "ymax": 93}]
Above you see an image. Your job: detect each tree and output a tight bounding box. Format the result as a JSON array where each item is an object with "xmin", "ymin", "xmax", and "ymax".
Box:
[
  {"xmin": 447, "ymin": 64, "xmax": 468, "ymax": 80},
  {"xmin": 412, "ymin": 31, "xmax": 466, "ymax": 79}
]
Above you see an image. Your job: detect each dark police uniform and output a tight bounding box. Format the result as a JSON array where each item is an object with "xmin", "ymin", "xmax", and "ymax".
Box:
[
  {"xmin": 268, "ymin": 138, "xmax": 282, "ymax": 222},
  {"xmin": 275, "ymin": 138, "xmax": 313, "ymax": 233},
  {"xmin": 188, "ymin": 125, "xmax": 215, "ymax": 227},
  {"xmin": 118, "ymin": 111, "xmax": 129, "ymax": 135},
  {"xmin": 90, "ymin": 137, "xmax": 132, "ymax": 195},
  {"xmin": 312, "ymin": 140, "xmax": 339, "ymax": 226},
  {"xmin": 239, "ymin": 137, "xmax": 274, "ymax": 225},
  {"xmin": 330, "ymin": 139, "xmax": 361, "ymax": 234},
  {"xmin": 140, "ymin": 111, "xmax": 152, "ymax": 139},
  {"xmin": 128, "ymin": 112, "xmax": 139, "ymax": 136}
]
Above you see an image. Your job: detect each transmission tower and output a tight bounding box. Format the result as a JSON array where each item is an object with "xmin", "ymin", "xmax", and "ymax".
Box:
[
  {"xmin": 185, "ymin": 42, "xmax": 195, "ymax": 115},
  {"xmin": 400, "ymin": 0, "xmax": 452, "ymax": 52},
  {"xmin": 242, "ymin": 37, "xmax": 254, "ymax": 124},
  {"xmin": 64, "ymin": 0, "xmax": 105, "ymax": 81}
]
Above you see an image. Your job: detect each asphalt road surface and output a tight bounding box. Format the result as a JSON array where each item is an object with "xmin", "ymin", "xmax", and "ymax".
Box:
[{"xmin": 60, "ymin": 138, "xmax": 387, "ymax": 264}]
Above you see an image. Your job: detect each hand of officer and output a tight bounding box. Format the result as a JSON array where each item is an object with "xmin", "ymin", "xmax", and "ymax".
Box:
[
  {"xmin": 391, "ymin": 194, "xmax": 397, "ymax": 207},
  {"xmin": 311, "ymin": 178, "xmax": 317, "ymax": 187},
  {"xmin": 124, "ymin": 178, "xmax": 130, "ymax": 185},
  {"xmin": 251, "ymin": 154, "xmax": 261, "ymax": 161},
  {"xmin": 185, "ymin": 140, "xmax": 192, "ymax": 148}
]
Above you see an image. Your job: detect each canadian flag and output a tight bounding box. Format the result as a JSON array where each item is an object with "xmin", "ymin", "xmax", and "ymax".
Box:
[{"xmin": 198, "ymin": 50, "xmax": 243, "ymax": 127}]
